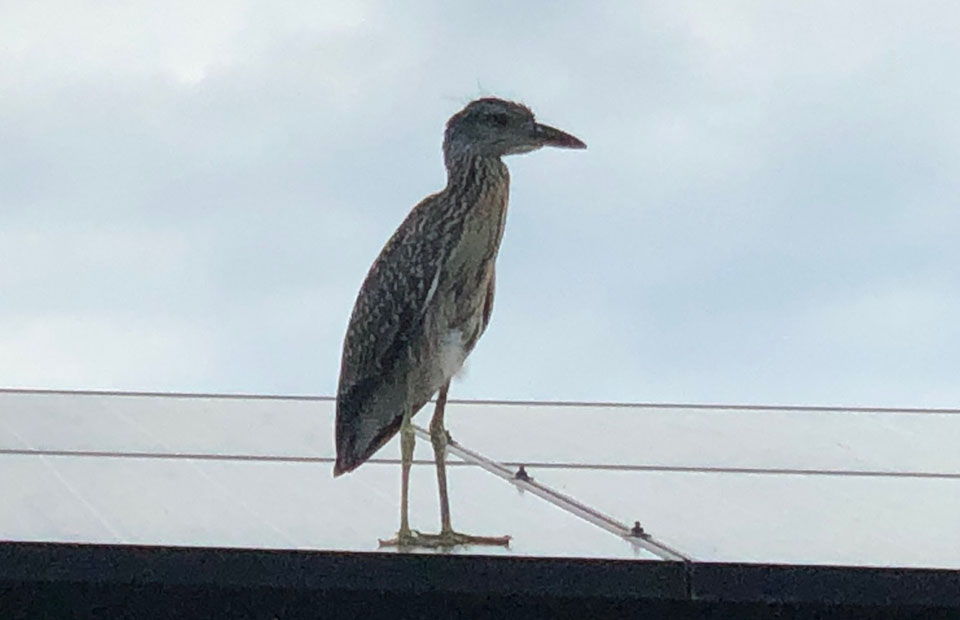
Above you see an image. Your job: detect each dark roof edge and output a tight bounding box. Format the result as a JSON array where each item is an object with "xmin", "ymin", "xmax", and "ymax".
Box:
[{"xmin": 1, "ymin": 542, "xmax": 957, "ymax": 609}]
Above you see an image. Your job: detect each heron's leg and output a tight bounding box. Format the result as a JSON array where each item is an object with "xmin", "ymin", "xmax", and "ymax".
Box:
[
  {"xmin": 399, "ymin": 410, "xmax": 415, "ymax": 535},
  {"xmin": 378, "ymin": 410, "xmax": 417, "ymax": 548},
  {"xmin": 429, "ymin": 381, "xmax": 453, "ymax": 533},
  {"xmin": 416, "ymin": 381, "xmax": 510, "ymax": 548},
  {"xmin": 382, "ymin": 386, "xmax": 509, "ymax": 549}
]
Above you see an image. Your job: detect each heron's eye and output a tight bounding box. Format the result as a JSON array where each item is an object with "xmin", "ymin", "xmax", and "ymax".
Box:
[{"xmin": 487, "ymin": 112, "xmax": 510, "ymax": 128}]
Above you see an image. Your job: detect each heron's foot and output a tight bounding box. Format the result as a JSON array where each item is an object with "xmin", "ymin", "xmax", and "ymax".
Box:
[
  {"xmin": 381, "ymin": 529, "xmax": 510, "ymax": 549},
  {"xmin": 378, "ymin": 526, "xmax": 421, "ymax": 548},
  {"xmin": 433, "ymin": 530, "xmax": 511, "ymax": 548}
]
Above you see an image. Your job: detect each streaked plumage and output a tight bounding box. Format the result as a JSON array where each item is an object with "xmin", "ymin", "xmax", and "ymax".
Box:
[{"xmin": 333, "ymin": 97, "xmax": 585, "ymax": 546}]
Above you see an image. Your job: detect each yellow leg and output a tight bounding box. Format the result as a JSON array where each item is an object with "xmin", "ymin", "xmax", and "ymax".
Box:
[
  {"xmin": 378, "ymin": 411, "xmax": 417, "ymax": 547},
  {"xmin": 420, "ymin": 381, "xmax": 510, "ymax": 547},
  {"xmin": 381, "ymin": 383, "xmax": 510, "ymax": 549},
  {"xmin": 430, "ymin": 381, "xmax": 453, "ymax": 533}
]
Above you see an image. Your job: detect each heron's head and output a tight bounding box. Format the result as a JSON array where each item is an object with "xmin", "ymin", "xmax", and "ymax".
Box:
[{"xmin": 443, "ymin": 98, "xmax": 585, "ymax": 162}]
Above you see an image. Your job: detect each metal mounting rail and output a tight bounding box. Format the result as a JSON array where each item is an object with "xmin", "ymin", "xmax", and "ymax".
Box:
[{"xmin": 412, "ymin": 425, "xmax": 692, "ymax": 562}]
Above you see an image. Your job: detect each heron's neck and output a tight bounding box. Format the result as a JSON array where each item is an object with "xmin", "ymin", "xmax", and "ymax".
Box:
[{"xmin": 444, "ymin": 152, "xmax": 509, "ymax": 199}]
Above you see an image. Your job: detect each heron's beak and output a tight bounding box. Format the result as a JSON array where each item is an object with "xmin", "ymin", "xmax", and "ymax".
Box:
[{"xmin": 533, "ymin": 123, "xmax": 587, "ymax": 149}]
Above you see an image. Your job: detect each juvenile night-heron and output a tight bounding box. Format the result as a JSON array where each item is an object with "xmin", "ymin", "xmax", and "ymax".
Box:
[{"xmin": 334, "ymin": 97, "xmax": 585, "ymax": 548}]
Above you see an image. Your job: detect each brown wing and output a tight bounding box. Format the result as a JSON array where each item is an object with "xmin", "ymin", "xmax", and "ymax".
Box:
[{"xmin": 334, "ymin": 196, "xmax": 455, "ymax": 475}]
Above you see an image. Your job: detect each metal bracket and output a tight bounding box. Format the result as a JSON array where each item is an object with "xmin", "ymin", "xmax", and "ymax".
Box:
[{"xmin": 412, "ymin": 425, "xmax": 692, "ymax": 562}]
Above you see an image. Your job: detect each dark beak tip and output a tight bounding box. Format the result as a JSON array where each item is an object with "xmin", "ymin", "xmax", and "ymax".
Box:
[
  {"xmin": 535, "ymin": 123, "xmax": 587, "ymax": 150},
  {"xmin": 556, "ymin": 136, "xmax": 587, "ymax": 150},
  {"xmin": 548, "ymin": 133, "xmax": 587, "ymax": 150}
]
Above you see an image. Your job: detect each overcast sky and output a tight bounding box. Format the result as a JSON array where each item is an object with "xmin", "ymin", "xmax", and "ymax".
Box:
[{"xmin": 1, "ymin": 1, "xmax": 958, "ymax": 407}]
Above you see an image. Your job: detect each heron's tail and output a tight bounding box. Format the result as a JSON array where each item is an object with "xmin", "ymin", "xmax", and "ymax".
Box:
[{"xmin": 333, "ymin": 376, "xmax": 407, "ymax": 476}]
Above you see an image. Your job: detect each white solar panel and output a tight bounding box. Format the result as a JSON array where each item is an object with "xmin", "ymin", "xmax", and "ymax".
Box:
[{"xmin": 2, "ymin": 389, "xmax": 957, "ymax": 566}]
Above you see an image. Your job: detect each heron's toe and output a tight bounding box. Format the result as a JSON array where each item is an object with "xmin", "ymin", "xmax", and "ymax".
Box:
[{"xmin": 378, "ymin": 528, "xmax": 421, "ymax": 548}]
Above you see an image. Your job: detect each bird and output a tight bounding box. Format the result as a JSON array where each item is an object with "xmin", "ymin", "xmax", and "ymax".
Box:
[{"xmin": 334, "ymin": 97, "xmax": 585, "ymax": 548}]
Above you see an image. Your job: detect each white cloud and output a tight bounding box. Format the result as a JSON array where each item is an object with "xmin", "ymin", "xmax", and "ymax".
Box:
[{"xmin": 2, "ymin": 1, "xmax": 959, "ymax": 406}]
